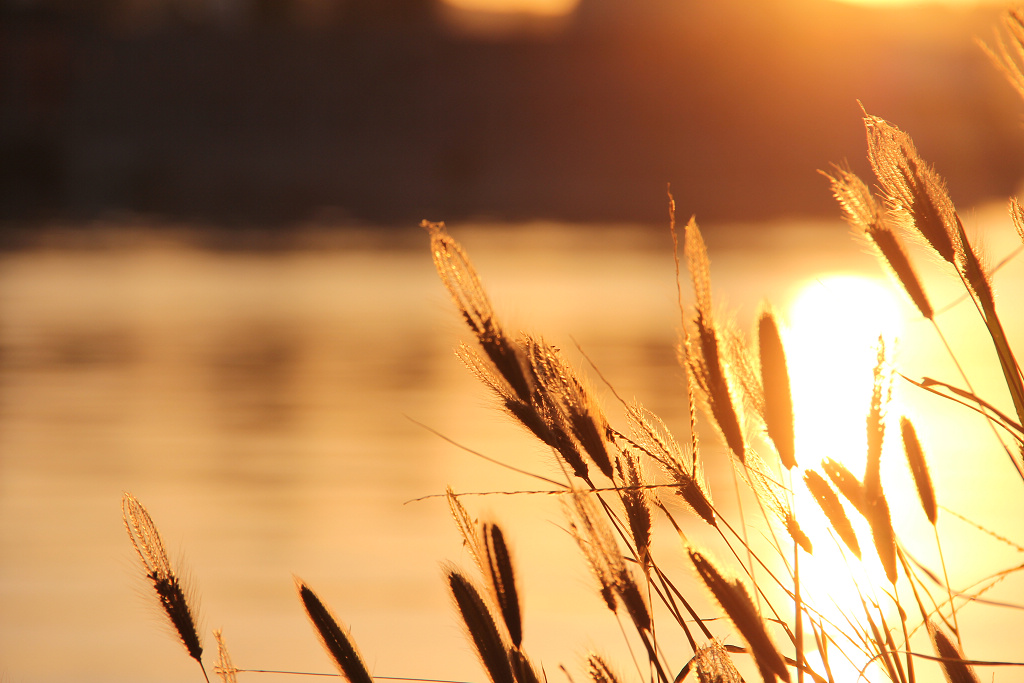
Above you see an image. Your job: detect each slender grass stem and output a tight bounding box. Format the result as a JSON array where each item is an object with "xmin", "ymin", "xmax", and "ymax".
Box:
[
  {"xmin": 794, "ymin": 540, "xmax": 804, "ymax": 683},
  {"xmin": 932, "ymin": 524, "xmax": 962, "ymax": 652},
  {"xmin": 929, "ymin": 320, "xmax": 1023, "ymax": 478}
]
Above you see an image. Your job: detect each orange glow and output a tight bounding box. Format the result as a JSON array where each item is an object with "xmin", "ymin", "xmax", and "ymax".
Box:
[
  {"xmin": 442, "ymin": 0, "xmax": 579, "ymax": 15},
  {"xmin": 836, "ymin": 0, "xmax": 999, "ymax": 5},
  {"xmin": 445, "ymin": 0, "xmax": 998, "ymax": 12}
]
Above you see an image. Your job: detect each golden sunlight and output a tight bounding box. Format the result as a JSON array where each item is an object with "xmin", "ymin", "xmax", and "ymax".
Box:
[
  {"xmin": 781, "ymin": 273, "xmax": 906, "ymax": 660},
  {"xmin": 784, "ymin": 274, "xmax": 904, "ymax": 473}
]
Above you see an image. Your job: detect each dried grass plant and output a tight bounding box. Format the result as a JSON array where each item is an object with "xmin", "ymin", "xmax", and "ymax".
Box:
[{"xmin": 123, "ymin": 8, "xmax": 1024, "ymax": 683}]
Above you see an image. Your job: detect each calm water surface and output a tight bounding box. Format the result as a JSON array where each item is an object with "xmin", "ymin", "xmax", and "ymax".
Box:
[{"xmin": 1, "ymin": 217, "xmax": 1022, "ymax": 682}]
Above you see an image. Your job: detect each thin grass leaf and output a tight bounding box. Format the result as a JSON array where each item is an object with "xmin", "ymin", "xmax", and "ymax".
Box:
[
  {"xmin": 296, "ymin": 580, "xmax": 374, "ymax": 683},
  {"xmin": 863, "ymin": 604, "xmax": 900, "ymax": 683}
]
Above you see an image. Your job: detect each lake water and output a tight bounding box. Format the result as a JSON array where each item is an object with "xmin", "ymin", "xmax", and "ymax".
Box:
[{"xmin": 1, "ymin": 214, "xmax": 1023, "ymax": 683}]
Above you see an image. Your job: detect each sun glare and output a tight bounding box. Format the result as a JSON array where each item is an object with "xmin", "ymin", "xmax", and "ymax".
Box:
[
  {"xmin": 781, "ymin": 274, "xmax": 906, "ymax": 662},
  {"xmin": 784, "ymin": 274, "xmax": 904, "ymax": 472}
]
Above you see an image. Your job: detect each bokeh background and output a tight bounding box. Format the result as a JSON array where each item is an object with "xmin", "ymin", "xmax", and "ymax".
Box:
[
  {"xmin": 3, "ymin": 1, "xmax": 1024, "ymax": 682},
  {"xmin": 3, "ymin": 0, "xmax": 1024, "ymax": 230}
]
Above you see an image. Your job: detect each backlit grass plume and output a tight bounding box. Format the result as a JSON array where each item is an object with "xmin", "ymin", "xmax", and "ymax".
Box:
[
  {"xmin": 297, "ymin": 579, "xmax": 374, "ymax": 683},
  {"xmin": 864, "ymin": 114, "xmax": 958, "ymax": 266},
  {"xmin": 481, "ymin": 522, "xmax": 524, "ymax": 650},
  {"xmin": 900, "ymin": 417, "xmax": 936, "ymax": 525},
  {"xmin": 928, "ymin": 621, "xmax": 979, "ymax": 683},
  {"xmin": 683, "ymin": 216, "xmax": 747, "ymax": 464},
  {"xmin": 758, "ymin": 307, "xmax": 796, "ymax": 470},
  {"xmin": 803, "ymin": 470, "xmax": 860, "ymax": 560},
  {"xmin": 688, "ymin": 548, "xmax": 789, "ymax": 683},
  {"xmin": 824, "ymin": 165, "xmax": 933, "ymax": 321},
  {"xmin": 586, "ymin": 654, "xmax": 622, "ymax": 683},
  {"xmin": 447, "ymin": 567, "xmax": 517, "ymax": 683},
  {"xmin": 981, "ymin": 9, "xmax": 1024, "ymax": 105},
  {"xmin": 122, "ymin": 492, "xmax": 209, "ymax": 683},
  {"xmin": 213, "ymin": 630, "xmax": 237, "ymax": 683}
]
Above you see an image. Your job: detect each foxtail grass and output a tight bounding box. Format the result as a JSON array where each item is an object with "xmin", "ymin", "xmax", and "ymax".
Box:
[
  {"xmin": 927, "ymin": 622, "xmax": 978, "ymax": 683},
  {"xmin": 296, "ymin": 579, "xmax": 375, "ymax": 683},
  {"xmin": 122, "ymin": 492, "xmax": 209, "ymax": 683},
  {"xmin": 758, "ymin": 307, "xmax": 796, "ymax": 471},
  {"xmin": 213, "ymin": 630, "xmax": 237, "ymax": 683},
  {"xmin": 123, "ymin": 9, "xmax": 1024, "ymax": 683}
]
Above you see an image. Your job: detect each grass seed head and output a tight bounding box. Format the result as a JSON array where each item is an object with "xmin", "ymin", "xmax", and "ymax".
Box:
[
  {"xmin": 695, "ymin": 640, "xmax": 744, "ymax": 683},
  {"xmin": 824, "ymin": 165, "xmax": 933, "ymax": 320},
  {"xmin": 482, "ymin": 523, "xmax": 524, "ymax": 649},
  {"xmin": 296, "ymin": 580, "xmax": 374, "ymax": 683},
  {"xmin": 619, "ymin": 446, "xmax": 653, "ymax": 563},
  {"xmin": 929, "ymin": 621, "xmax": 980, "ymax": 683},
  {"xmin": 822, "ymin": 458, "xmax": 867, "ymax": 517},
  {"xmin": 1012, "ymin": 197, "xmax": 1024, "ymax": 245},
  {"xmin": 586, "ymin": 654, "xmax": 622, "ymax": 683},
  {"xmin": 425, "ymin": 220, "xmax": 534, "ymax": 404},
  {"xmin": 446, "ymin": 567, "xmax": 515, "ymax": 683},
  {"xmin": 758, "ymin": 307, "xmax": 796, "ymax": 469},
  {"xmin": 900, "ymin": 417, "xmax": 937, "ymax": 525},
  {"xmin": 863, "ymin": 115, "xmax": 958, "ymax": 265},
  {"xmin": 213, "ymin": 630, "xmax": 238, "ymax": 683},
  {"xmin": 688, "ymin": 548, "xmax": 790, "ymax": 683},
  {"xmin": 122, "ymin": 493, "xmax": 205, "ymax": 668},
  {"xmin": 803, "ymin": 470, "xmax": 861, "ymax": 559},
  {"xmin": 684, "ymin": 218, "xmax": 747, "ymax": 463}
]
